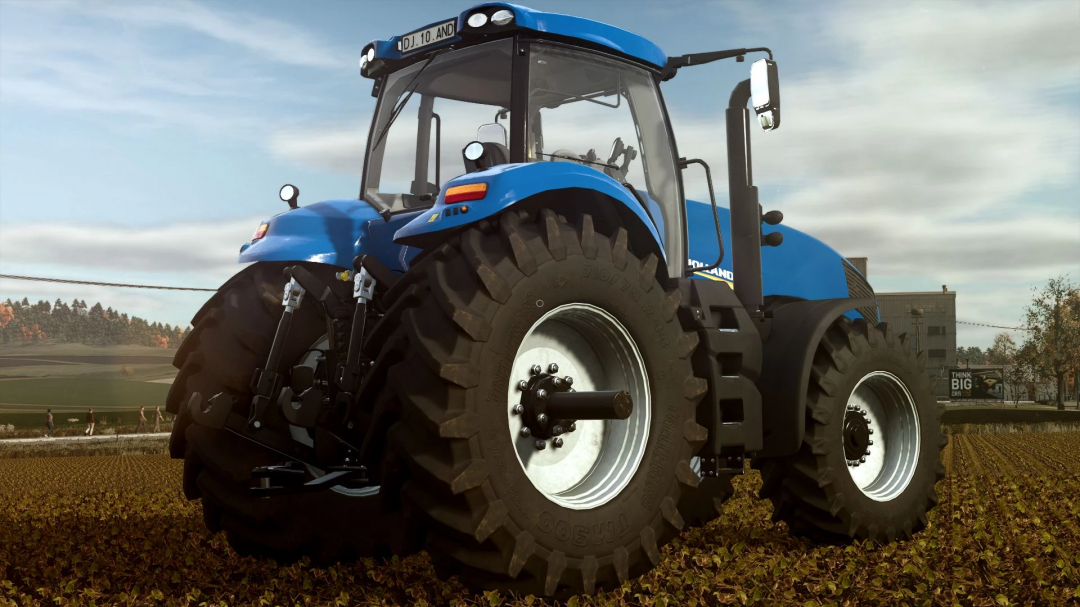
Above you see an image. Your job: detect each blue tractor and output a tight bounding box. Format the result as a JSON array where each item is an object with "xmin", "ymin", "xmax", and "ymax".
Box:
[{"xmin": 168, "ymin": 3, "xmax": 944, "ymax": 597}]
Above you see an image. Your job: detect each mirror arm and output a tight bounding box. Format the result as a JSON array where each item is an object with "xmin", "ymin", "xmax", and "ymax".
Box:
[{"xmin": 662, "ymin": 47, "xmax": 772, "ymax": 80}]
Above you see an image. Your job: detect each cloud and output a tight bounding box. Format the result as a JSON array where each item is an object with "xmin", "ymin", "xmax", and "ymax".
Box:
[
  {"xmin": 0, "ymin": 1, "xmax": 347, "ymax": 132},
  {"xmin": 270, "ymin": 121, "xmax": 370, "ymax": 176},
  {"xmin": 672, "ymin": 1, "xmax": 1079, "ymax": 344},
  {"xmin": 0, "ymin": 219, "xmax": 256, "ymax": 278},
  {"xmin": 0, "ymin": 218, "xmax": 264, "ymax": 328}
]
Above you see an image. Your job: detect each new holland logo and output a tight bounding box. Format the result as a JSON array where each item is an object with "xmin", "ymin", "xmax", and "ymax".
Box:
[{"xmin": 688, "ymin": 259, "xmax": 734, "ymax": 287}]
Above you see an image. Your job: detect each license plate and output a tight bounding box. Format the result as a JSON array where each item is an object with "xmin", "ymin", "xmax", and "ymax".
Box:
[{"xmin": 398, "ymin": 19, "xmax": 456, "ymax": 54}]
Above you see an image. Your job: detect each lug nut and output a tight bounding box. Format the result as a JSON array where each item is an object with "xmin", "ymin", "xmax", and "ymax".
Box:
[
  {"xmin": 531, "ymin": 365, "xmax": 542, "ymax": 375},
  {"xmin": 847, "ymin": 404, "xmax": 856, "ymax": 411},
  {"xmin": 535, "ymin": 439, "xmax": 546, "ymax": 451},
  {"xmin": 552, "ymin": 425, "xmax": 564, "ymax": 435},
  {"xmin": 548, "ymin": 363, "xmax": 559, "ymax": 373},
  {"xmin": 511, "ymin": 404, "xmax": 524, "ymax": 415},
  {"xmin": 537, "ymin": 413, "xmax": 548, "ymax": 424},
  {"xmin": 536, "ymin": 389, "xmax": 548, "ymax": 399},
  {"xmin": 859, "ymin": 456, "xmax": 866, "ymax": 463},
  {"xmin": 868, "ymin": 439, "xmax": 874, "ymax": 445},
  {"xmin": 553, "ymin": 437, "xmax": 564, "ymax": 448},
  {"xmin": 564, "ymin": 376, "xmax": 574, "ymax": 386},
  {"xmin": 568, "ymin": 422, "xmax": 576, "ymax": 432},
  {"xmin": 518, "ymin": 380, "xmax": 528, "ymax": 391},
  {"xmin": 520, "ymin": 427, "xmax": 531, "ymax": 438},
  {"xmin": 868, "ymin": 428, "xmax": 874, "ymax": 435},
  {"xmin": 553, "ymin": 377, "xmax": 563, "ymax": 387}
]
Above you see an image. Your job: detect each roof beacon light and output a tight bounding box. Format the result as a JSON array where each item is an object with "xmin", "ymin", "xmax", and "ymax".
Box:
[
  {"xmin": 467, "ymin": 13, "xmax": 488, "ymax": 28},
  {"xmin": 444, "ymin": 183, "xmax": 488, "ymax": 204},
  {"xmin": 491, "ymin": 9, "xmax": 514, "ymax": 25}
]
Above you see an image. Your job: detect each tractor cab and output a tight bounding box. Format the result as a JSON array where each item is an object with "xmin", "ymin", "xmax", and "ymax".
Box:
[{"xmin": 359, "ymin": 3, "xmax": 684, "ymax": 270}]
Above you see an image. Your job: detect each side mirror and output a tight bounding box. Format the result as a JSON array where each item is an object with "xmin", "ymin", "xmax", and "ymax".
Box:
[
  {"xmin": 750, "ymin": 59, "xmax": 780, "ymax": 131},
  {"xmin": 476, "ymin": 123, "xmax": 508, "ymax": 147}
]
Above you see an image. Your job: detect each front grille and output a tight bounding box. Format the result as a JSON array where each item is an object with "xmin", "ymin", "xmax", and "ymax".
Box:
[{"xmin": 843, "ymin": 261, "xmax": 879, "ymax": 325}]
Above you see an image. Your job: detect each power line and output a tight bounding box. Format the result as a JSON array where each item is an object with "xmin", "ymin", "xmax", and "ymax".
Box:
[
  {"xmin": 956, "ymin": 320, "xmax": 1029, "ymax": 331},
  {"xmin": 0, "ymin": 275, "xmax": 1048, "ymax": 331},
  {"xmin": 0, "ymin": 274, "xmax": 216, "ymax": 292}
]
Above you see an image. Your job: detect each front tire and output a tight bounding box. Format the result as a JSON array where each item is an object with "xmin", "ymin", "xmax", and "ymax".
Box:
[
  {"xmin": 755, "ymin": 317, "xmax": 946, "ymax": 543},
  {"xmin": 385, "ymin": 209, "xmax": 708, "ymax": 597}
]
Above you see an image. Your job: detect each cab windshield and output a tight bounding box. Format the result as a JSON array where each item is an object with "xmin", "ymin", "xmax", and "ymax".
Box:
[{"xmin": 363, "ymin": 40, "xmax": 513, "ymax": 214}]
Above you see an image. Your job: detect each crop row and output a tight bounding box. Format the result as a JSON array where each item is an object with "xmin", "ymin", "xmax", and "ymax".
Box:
[{"xmin": 1, "ymin": 435, "xmax": 1078, "ymax": 606}]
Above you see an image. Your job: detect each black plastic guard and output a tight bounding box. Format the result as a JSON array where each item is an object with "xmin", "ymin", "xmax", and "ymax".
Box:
[
  {"xmin": 675, "ymin": 279, "xmax": 763, "ymax": 454},
  {"xmin": 755, "ymin": 297, "xmax": 876, "ymax": 458}
]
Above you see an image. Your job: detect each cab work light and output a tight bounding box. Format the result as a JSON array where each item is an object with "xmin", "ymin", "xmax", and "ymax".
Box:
[{"xmin": 444, "ymin": 183, "xmax": 487, "ymax": 203}]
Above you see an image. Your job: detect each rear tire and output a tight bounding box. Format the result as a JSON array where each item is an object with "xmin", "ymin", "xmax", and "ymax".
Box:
[
  {"xmin": 754, "ymin": 317, "xmax": 946, "ymax": 543},
  {"xmin": 384, "ymin": 209, "xmax": 708, "ymax": 597},
  {"xmin": 167, "ymin": 262, "xmax": 415, "ymax": 563}
]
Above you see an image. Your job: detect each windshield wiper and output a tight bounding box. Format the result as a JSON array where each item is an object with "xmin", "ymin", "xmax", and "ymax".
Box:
[
  {"xmin": 538, "ymin": 152, "xmax": 618, "ymax": 171},
  {"xmin": 370, "ymin": 50, "xmax": 444, "ymax": 153}
]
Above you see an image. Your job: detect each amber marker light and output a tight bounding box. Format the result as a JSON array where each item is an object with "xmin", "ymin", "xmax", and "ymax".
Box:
[
  {"xmin": 444, "ymin": 183, "xmax": 487, "ymax": 204},
  {"xmin": 252, "ymin": 223, "xmax": 269, "ymax": 241}
]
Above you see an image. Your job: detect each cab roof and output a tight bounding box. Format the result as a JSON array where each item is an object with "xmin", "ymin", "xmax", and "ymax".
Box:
[{"xmin": 364, "ymin": 2, "xmax": 667, "ymax": 72}]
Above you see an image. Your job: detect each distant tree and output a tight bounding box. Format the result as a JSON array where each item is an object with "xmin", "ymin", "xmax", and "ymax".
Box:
[
  {"xmin": 1023, "ymin": 276, "xmax": 1080, "ymax": 410},
  {"xmin": 986, "ymin": 333, "xmax": 1017, "ymax": 366},
  {"xmin": 957, "ymin": 346, "xmax": 986, "ymax": 366}
]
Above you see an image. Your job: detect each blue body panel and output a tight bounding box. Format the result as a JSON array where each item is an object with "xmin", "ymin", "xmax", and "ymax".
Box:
[
  {"xmin": 238, "ymin": 200, "xmax": 422, "ymax": 272},
  {"xmin": 685, "ymin": 200, "xmax": 876, "ymax": 321},
  {"xmin": 393, "ymin": 162, "xmax": 665, "ymax": 260},
  {"xmin": 367, "ymin": 3, "xmax": 667, "ymax": 69}
]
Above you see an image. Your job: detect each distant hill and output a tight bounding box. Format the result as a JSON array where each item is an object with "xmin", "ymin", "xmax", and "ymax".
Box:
[{"xmin": 0, "ymin": 297, "xmax": 190, "ymax": 349}]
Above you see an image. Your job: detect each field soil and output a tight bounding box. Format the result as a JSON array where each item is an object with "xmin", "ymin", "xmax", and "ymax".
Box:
[{"xmin": 1, "ymin": 432, "xmax": 1076, "ymax": 605}]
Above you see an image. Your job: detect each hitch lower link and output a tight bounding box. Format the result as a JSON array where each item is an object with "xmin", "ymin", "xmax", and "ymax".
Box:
[{"xmin": 250, "ymin": 460, "xmax": 369, "ymax": 497}]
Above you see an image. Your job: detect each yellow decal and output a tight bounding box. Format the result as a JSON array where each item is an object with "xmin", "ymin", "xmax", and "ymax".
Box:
[
  {"xmin": 693, "ymin": 271, "xmax": 734, "ymax": 289},
  {"xmin": 427, "ymin": 213, "xmax": 440, "ymax": 223}
]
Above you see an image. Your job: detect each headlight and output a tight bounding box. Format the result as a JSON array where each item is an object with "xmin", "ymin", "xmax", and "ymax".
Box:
[
  {"xmin": 359, "ymin": 55, "xmax": 368, "ymax": 70},
  {"xmin": 366, "ymin": 47, "xmax": 375, "ymax": 62},
  {"xmin": 491, "ymin": 9, "xmax": 513, "ymax": 25},
  {"xmin": 467, "ymin": 12, "xmax": 488, "ymax": 27}
]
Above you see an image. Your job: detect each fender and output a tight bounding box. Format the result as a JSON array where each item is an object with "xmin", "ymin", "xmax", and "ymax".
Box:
[
  {"xmin": 755, "ymin": 297, "xmax": 876, "ymax": 458},
  {"xmin": 238, "ymin": 200, "xmax": 423, "ymax": 272},
  {"xmin": 393, "ymin": 162, "xmax": 664, "ymax": 257}
]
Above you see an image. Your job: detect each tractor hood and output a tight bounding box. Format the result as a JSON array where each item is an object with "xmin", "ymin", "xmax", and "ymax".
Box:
[
  {"xmin": 238, "ymin": 199, "xmax": 422, "ymax": 272},
  {"xmin": 687, "ymin": 200, "xmax": 872, "ymax": 314}
]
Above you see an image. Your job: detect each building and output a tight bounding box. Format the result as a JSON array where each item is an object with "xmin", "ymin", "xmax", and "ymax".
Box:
[{"xmin": 846, "ymin": 258, "xmax": 957, "ymax": 399}]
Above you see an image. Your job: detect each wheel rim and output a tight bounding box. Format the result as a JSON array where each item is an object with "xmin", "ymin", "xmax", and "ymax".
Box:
[
  {"xmin": 506, "ymin": 303, "xmax": 650, "ymax": 510},
  {"xmin": 843, "ymin": 371, "xmax": 920, "ymax": 502},
  {"xmin": 288, "ymin": 336, "xmax": 380, "ymax": 498}
]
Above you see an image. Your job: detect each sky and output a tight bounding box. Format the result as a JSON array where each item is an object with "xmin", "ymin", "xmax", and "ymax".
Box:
[{"xmin": 0, "ymin": 0, "xmax": 1077, "ymax": 348}]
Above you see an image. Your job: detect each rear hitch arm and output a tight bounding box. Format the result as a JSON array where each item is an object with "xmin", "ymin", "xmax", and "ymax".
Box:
[{"xmin": 247, "ymin": 276, "xmax": 306, "ymax": 430}]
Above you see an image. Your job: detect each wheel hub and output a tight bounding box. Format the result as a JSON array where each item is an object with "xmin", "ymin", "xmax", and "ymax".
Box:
[
  {"xmin": 516, "ymin": 363, "xmax": 577, "ymax": 444},
  {"xmin": 843, "ymin": 405, "xmax": 873, "ymax": 465}
]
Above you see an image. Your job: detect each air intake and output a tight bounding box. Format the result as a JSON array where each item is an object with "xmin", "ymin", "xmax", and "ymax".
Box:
[{"xmin": 843, "ymin": 261, "xmax": 879, "ymax": 326}]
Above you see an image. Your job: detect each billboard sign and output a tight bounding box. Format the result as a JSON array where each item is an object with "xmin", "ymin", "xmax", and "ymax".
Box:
[{"xmin": 949, "ymin": 367, "xmax": 1005, "ymax": 400}]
